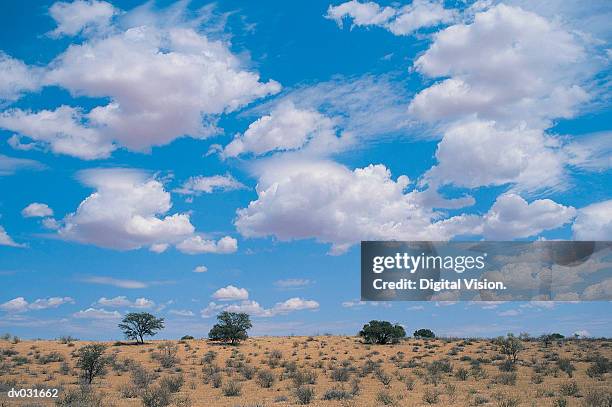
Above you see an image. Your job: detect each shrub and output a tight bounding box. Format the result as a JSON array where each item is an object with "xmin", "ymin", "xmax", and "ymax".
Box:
[
  {"xmin": 159, "ymin": 374, "xmax": 184, "ymax": 393},
  {"xmin": 208, "ymin": 312, "xmax": 252, "ymax": 344},
  {"xmin": 55, "ymin": 385, "xmax": 104, "ymax": 407},
  {"xmin": 423, "ymin": 388, "xmax": 440, "ymax": 404},
  {"xmin": 222, "ymin": 380, "xmax": 242, "ymax": 397},
  {"xmin": 256, "ymin": 369, "xmax": 275, "ymax": 388},
  {"xmin": 154, "ymin": 342, "xmax": 180, "ymax": 369},
  {"xmin": 141, "ymin": 385, "xmax": 171, "ymax": 407},
  {"xmin": 292, "ymin": 369, "xmax": 317, "ymax": 387},
  {"xmin": 118, "ymin": 312, "xmax": 164, "ymax": 344},
  {"xmin": 359, "ymin": 320, "xmax": 405, "ymax": 344},
  {"xmin": 267, "ymin": 349, "xmax": 283, "ymax": 367},
  {"xmin": 331, "ymin": 366, "xmax": 351, "ymax": 382},
  {"xmin": 582, "ymin": 387, "xmax": 612, "ymax": 407},
  {"xmin": 295, "ymin": 386, "xmax": 315, "ymax": 405},
  {"xmin": 586, "ymin": 356, "xmax": 610, "ymax": 379},
  {"xmin": 75, "ymin": 344, "xmax": 107, "ymax": 384},
  {"xmin": 493, "ymin": 393, "xmax": 520, "ymax": 407},
  {"xmin": 559, "ymin": 380, "xmax": 579, "ymax": 397},
  {"xmin": 376, "ymin": 390, "xmax": 395, "ymax": 405},
  {"xmin": 211, "ymin": 372, "xmax": 223, "ymax": 388},
  {"xmin": 558, "ymin": 358, "xmax": 575, "ymax": 378},
  {"xmin": 322, "ymin": 387, "xmax": 353, "ymax": 400},
  {"xmin": 455, "ymin": 367, "xmax": 468, "ymax": 380},
  {"xmin": 131, "ymin": 363, "xmax": 157, "ymax": 388},
  {"xmin": 492, "ymin": 372, "xmax": 517, "ymax": 386},
  {"xmin": 180, "ymin": 335, "xmax": 194, "ymax": 340},
  {"xmin": 414, "ymin": 329, "xmax": 435, "ymax": 339}
]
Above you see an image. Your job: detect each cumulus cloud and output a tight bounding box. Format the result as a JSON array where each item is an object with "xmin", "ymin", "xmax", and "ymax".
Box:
[
  {"xmin": 59, "ymin": 168, "xmax": 194, "ymax": 250},
  {"xmin": 0, "ymin": 296, "xmax": 74, "ymax": 313},
  {"xmin": 326, "ymin": 0, "xmax": 455, "ymax": 36},
  {"xmin": 0, "ymin": 225, "xmax": 23, "ymax": 247},
  {"xmin": 202, "ymin": 297, "xmax": 319, "ymax": 318},
  {"xmin": 168, "ymin": 309, "xmax": 195, "ymax": 317},
  {"xmin": 235, "ymin": 159, "xmax": 477, "ymax": 254},
  {"xmin": 55, "ymin": 168, "xmax": 238, "ymax": 254},
  {"xmin": 95, "ymin": 296, "xmax": 155, "ymax": 309},
  {"xmin": 73, "ymin": 307, "xmax": 121, "ymax": 319},
  {"xmin": 22, "ymin": 203, "xmax": 53, "ymax": 218},
  {"xmin": 211, "ymin": 285, "xmax": 249, "ymax": 301},
  {"xmin": 175, "ymin": 235, "xmax": 238, "ymax": 255},
  {"xmin": 0, "ymin": 2, "xmax": 280, "ymax": 159},
  {"xmin": 481, "ymin": 194, "xmax": 576, "ymax": 239},
  {"xmin": 49, "ymin": 0, "xmax": 117, "ymax": 37},
  {"xmin": 424, "ymin": 120, "xmax": 566, "ymax": 191},
  {"xmin": 572, "ymin": 200, "xmax": 612, "ymax": 240},
  {"xmin": 582, "ymin": 279, "xmax": 612, "ymax": 300},
  {"xmin": 175, "ymin": 174, "xmax": 245, "ymax": 195},
  {"xmin": 0, "ymin": 53, "xmax": 42, "ymax": 103},
  {"xmin": 193, "ymin": 265, "xmax": 208, "ymax": 273},
  {"xmin": 223, "ymin": 101, "xmax": 338, "ymax": 158},
  {"xmin": 410, "ymin": 4, "xmax": 588, "ymax": 126}
]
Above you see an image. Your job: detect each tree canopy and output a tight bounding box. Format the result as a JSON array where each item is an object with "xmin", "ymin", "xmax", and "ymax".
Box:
[
  {"xmin": 359, "ymin": 320, "xmax": 406, "ymax": 344},
  {"xmin": 118, "ymin": 312, "xmax": 164, "ymax": 344},
  {"xmin": 208, "ymin": 311, "xmax": 252, "ymax": 344},
  {"xmin": 413, "ymin": 328, "xmax": 436, "ymax": 338}
]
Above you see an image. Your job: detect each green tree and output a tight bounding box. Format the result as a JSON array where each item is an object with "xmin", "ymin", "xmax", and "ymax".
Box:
[
  {"xmin": 493, "ymin": 333, "xmax": 524, "ymax": 364},
  {"xmin": 208, "ymin": 311, "xmax": 252, "ymax": 344},
  {"xmin": 119, "ymin": 312, "xmax": 164, "ymax": 344},
  {"xmin": 359, "ymin": 320, "xmax": 406, "ymax": 344},
  {"xmin": 76, "ymin": 344, "xmax": 107, "ymax": 384},
  {"xmin": 413, "ymin": 328, "xmax": 436, "ymax": 339}
]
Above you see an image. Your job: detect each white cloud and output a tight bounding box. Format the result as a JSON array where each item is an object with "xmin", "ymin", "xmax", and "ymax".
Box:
[
  {"xmin": 176, "ymin": 235, "xmax": 238, "ymax": 255},
  {"xmin": 95, "ymin": 296, "xmax": 155, "ymax": 309},
  {"xmin": 49, "ymin": 0, "xmax": 117, "ymax": 37},
  {"xmin": 424, "ymin": 120, "xmax": 566, "ymax": 191},
  {"xmin": 59, "ymin": 168, "xmax": 194, "ymax": 249},
  {"xmin": 0, "ymin": 297, "xmax": 29, "ymax": 313},
  {"xmin": 73, "ymin": 307, "xmax": 121, "ymax": 319},
  {"xmin": 56, "ymin": 168, "xmax": 237, "ymax": 254},
  {"xmin": 211, "ymin": 285, "xmax": 249, "ymax": 301},
  {"xmin": 0, "ymin": 3, "xmax": 280, "ymax": 159},
  {"xmin": 202, "ymin": 297, "xmax": 319, "ymax": 318},
  {"xmin": 272, "ymin": 297, "xmax": 319, "ymax": 313},
  {"xmin": 0, "ymin": 154, "xmax": 44, "ymax": 176},
  {"xmin": 0, "ymin": 106, "xmax": 115, "ymax": 160},
  {"xmin": 175, "ymin": 174, "xmax": 245, "ymax": 195},
  {"xmin": 235, "ymin": 159, "xmax": 477, "ymax": 254},
  {"xmin": 22, "ymin": 203, "xmax": 53, "ymax": 218},
  {"xmin": 193, "ymin": 265, "xmax": 208, "ymax": 273},
  {"xmin": 223, "ymin": 101, "xmax": 337, "ymax": 158},
  {"xmin": 481, "ymin": 193, "xmax": 576, "ymax": 239},
  {"xmin": 326, "ymin": 0, "xmax": 455, "ymax": 36},
  {"xmin": 81, "ymin": 276, "xmax": 148, "ymax": 289},
  {"xmin": 0, "ymin": 53, "xmax": 42, "ymax": 103},
  {"xmin": 0, "ymin": 225, "xmax": 23, "ymax": 247},
  {"xmin": 410, "ymin": 4, "xmax": 588, "ymax": 126},
  {"xmin": 0, "ymin": 296, "xmax": 74, "ymax": 313},
  {"xmin": 572, "ymin": 200, "xmax": 612, "ymax": 240}
]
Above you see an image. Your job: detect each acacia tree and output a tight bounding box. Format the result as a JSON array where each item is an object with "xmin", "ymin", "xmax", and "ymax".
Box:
[
  {"xmin": 359, "ymin": 320, "xmax": 406, "ymax": 344},
  {"xmin": 494, "ymin": 333, "xmax": 524, "ymax": 363},
  {"xmin": 413, "ymin": 328, "xmax": 436, "ymax": 339},
  {"xmin": 118, "ymin": 312, "xmax": 164, "ymax": 344},
  {"xmin": 76, "ymin": 344, "xmax": 107, "ymax": 384},
  {"xmin": 208, "ymin": 311, "xmax": 252, "ymax": 344}
]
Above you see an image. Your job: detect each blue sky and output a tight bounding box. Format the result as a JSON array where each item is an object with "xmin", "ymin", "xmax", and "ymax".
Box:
[{"xmin": 0, "ymin": 0, "xmax": 610, "ymax": 340}]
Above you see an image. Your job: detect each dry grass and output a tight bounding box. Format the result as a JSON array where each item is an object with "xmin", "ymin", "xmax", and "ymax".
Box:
[{"xmin": 0, "ymin": 336, "xmax": 610, "ymax": 406}]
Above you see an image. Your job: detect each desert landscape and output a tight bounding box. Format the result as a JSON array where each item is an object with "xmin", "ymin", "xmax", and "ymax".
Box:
[{"xmin": 0, "ymin": 333, "xmax": 610, "ymax": 407}]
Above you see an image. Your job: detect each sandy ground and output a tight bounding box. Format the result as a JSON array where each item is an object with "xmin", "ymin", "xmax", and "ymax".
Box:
[{"xmin": 0, "ymin": 336, "xmax": 610, "ymax": 406}]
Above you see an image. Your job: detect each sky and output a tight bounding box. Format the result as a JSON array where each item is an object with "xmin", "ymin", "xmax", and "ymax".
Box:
[{"xmin": 0, "ymin": 0, "xmax": 610, "ymax": 340}]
